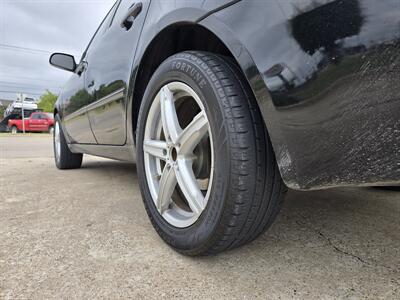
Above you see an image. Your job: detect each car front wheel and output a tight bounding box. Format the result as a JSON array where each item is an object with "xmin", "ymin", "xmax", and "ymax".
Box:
[{"xmin": 136, "ymin": 51, "xmax": 286, "ymax": 255}]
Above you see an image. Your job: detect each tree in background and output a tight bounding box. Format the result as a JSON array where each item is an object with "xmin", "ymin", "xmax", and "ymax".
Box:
[{"xmin": 38, "ymin": 90, "xmax": 58, "ymax": 112}]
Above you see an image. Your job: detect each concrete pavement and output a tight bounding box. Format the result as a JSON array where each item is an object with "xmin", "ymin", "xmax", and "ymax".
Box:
[{"xmin": 0, "ymin": 134, "xmax": 399, "ymax": 299}]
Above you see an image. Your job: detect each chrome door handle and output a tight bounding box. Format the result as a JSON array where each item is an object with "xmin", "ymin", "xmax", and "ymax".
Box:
[{"xmin": 121, "ymin": 2, "xmax": 142, "ymax": 30}]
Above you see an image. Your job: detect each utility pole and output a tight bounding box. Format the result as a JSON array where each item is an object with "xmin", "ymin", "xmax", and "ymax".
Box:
[{"xmin": 19, "ymin": 93, "xmax": 26, "ymax": 134}]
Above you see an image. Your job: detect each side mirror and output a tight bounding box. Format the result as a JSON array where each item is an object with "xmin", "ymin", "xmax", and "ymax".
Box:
[{"xmin": 49, "ymin": 53, "xmax": 77, "ymax": 72}]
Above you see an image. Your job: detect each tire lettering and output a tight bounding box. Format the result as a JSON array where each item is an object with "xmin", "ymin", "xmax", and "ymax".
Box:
[{"xmin": 171, "ymin": 59, "xmax": 207, "ymax": 89}]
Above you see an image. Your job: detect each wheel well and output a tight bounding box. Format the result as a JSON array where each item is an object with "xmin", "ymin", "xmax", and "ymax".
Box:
[{"xmin": 132, "ymin": 24, "xmax": 237, "ymax": 137}]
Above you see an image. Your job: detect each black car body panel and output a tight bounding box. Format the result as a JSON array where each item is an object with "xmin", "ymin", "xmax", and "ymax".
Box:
[
  {"xmin": 83, "ymin": 0, "xmax": 150, "ymax": 146},
  {"xmin": 54, "ymin": 0, "xmax": 400, "ymax": 190},
  {"xmin": 203, "ymin": 0, "xmax": 400, "ymax": 189}
]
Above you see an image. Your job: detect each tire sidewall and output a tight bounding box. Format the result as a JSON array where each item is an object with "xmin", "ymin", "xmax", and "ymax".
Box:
[{"xmin": 136, "ymin": 53, "xmax": 232, "ymax": 253}]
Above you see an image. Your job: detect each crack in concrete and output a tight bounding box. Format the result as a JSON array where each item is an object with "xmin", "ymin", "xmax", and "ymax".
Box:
[
  {"xmin": 317, "ymin": 230, "xmax": 368, "ymax": 264},
  {"xmin": 317, "ymin": 230, "xmax": 399, "ymax": 274},
  {"xmin": 295, "ymin": 217, "xmax": 399, "ymax": 274}
]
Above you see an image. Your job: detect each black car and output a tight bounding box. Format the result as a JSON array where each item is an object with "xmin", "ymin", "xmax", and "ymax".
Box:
[{"xmin": 49, "ymin": 0, "xmax": 400, "ymax": 255}]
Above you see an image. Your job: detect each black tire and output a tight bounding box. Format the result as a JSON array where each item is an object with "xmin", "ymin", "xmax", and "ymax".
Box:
[
  {"xmin": 53, "ymin": 115, "xmax": 83, "ymax": 170},
  {"xmin": 11, "ymin": 126, "xmax": 18, "ymax": 134},
  {"xmin": 136, "ymin": 51, "xmax": 287, "ymax": 255}
]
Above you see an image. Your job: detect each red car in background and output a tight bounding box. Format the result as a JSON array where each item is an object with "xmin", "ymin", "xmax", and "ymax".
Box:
[{"xmin": 8, "ymin": 112, "xmax": 54, "ymax": 134}]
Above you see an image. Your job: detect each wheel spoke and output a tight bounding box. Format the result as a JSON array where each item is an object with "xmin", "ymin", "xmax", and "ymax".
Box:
[
  {"xmin": 54, "ymin": 123, "xmax": 61, "ymax": 159},
  {"xmin": 55, "ymin": 127, "xmax": 60, "ymax": 143},
  {"xmin": 175, "ymin": 159, "xmax": 204, "ymax": 215},
  {"xmin": 177, "ymin": 111, "xmax": 209, "ymax": 155},
  {"xmin": 143, "ymin": 140, "xmax": 168, "ymax": 160},
  {"xmin": 160, "ymin": 85, "xmax": 181, "ymax": 144},
  {"xmin": 157, "ymin": 163, "xmax": 177, "ymax": 214}
]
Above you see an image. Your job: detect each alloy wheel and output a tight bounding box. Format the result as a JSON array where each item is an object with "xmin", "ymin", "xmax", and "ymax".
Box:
[
  {"xmin": 143, "ymin": 82, "xmax": 214, "ymax": 228},
  {"xmin": 54, "ymin": 122, "xmax": 61, "ymax": 161}
]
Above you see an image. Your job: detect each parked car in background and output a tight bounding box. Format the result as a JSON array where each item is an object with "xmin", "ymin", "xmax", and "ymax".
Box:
[
  {"xmin": 49, "ymin": 0, "xmax": 400, "ymax": 256},
  {"xmin": 8, "ymin": 112, "xmax": 54, "ymax": 134},
  {"xmin": 4, "ymin": 98, "xmax": 38, "ymax": 118}
]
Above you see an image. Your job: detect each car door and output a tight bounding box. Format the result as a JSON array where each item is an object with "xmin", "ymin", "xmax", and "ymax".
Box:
[
  {"xmin": 38, "ymin": 113, "xmax": 51, "ymax": 131},
  {"xmin": 61, "ymin": 70, "xmax": 97, "ymax": 143},
  {"xmin": 61, "ymin": 2, "xmax": 119, "ymax": 144},
  {"xmin": 35, "ymin": 113, "xmax": 47, "ymax": 131},
  {"xmin": 84, "ymin": 0, "xmax": 150, "ymax": 145},
  {"xmin": 28, "ymin": 113, "xmax": 41, "ymax": 131}
]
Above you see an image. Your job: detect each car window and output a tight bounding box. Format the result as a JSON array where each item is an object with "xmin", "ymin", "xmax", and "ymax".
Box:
[
  {"xmin": 31, "ymin": 114, "xmax": 41, "ymax": 119},
  {"xmin": 81, "ymin": 0, "xmax": 119, "ymax": 60}
]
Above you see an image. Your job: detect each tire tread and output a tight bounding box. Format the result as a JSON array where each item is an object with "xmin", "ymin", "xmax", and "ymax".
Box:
[{"xmin": 182, "ymin": 51, "xmax": 286, "ymax": 254}]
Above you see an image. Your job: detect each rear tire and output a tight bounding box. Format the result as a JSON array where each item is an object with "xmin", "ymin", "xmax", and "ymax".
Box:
[
  {"xmin": 11, "ymin": 126, "xmax": 18, "ymax": 134},
  {"xmin": 53, "ymin": 115, "xmax": 82, "ymax": 169},
  {"xmin": 136, "ymin": 51, "xmax": 287, "ymax": 255}
]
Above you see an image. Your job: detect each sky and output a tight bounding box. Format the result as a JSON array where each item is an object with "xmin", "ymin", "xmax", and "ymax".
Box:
[{"xmin": 0, "ymin": 0, "xmax": 115, "ymax": 101}]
